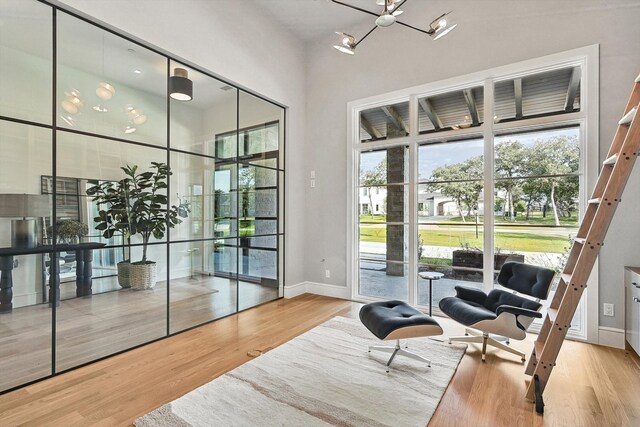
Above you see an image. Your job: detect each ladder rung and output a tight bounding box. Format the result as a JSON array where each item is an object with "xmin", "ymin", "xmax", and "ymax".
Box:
[
  {"xmin": 534, "ymin": 340, "xmax": 544, "ymax": 357},
  {"xmin": 618, "ymin": 107, "xmax": 636, "ymax": 126},
  {"xmin": 603, "ymin": 154, "xmax": 618, "ymax": 166},
  {"xmin": 574, "ymin": 237, "xmax": 585, "ymax": 245},
  {"xmin": 587, "ymin": 198, "xmax": 601, "ymax": 204},
  {"xmin": 547, "ymin": 308, "xmax": 558, "ymax": 323}
]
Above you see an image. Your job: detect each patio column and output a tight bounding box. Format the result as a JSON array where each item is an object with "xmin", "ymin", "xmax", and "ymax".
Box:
[{"xmin": 386, "ymin": 143, "xmax": 406, "ymax": 277}]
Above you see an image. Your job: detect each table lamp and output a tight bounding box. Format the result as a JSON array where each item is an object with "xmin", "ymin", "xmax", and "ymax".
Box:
[{"xmin": 0, "ymin": 194, "xmax": 50, "ymax": 248}]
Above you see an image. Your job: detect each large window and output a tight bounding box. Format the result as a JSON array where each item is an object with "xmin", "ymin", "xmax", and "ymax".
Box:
[
  {"xmin": 350, "ymin": 50, "xmax": 597, "ymax": 342},
  {"xmin": 0, "ymin": 0, "xmax": 285, "ymax": 393}
]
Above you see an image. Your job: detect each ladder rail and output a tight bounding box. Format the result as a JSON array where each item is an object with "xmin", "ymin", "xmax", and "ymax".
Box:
[{"xmin": 525, "ymin": 82, "xmax": 640, "ymax": 402}]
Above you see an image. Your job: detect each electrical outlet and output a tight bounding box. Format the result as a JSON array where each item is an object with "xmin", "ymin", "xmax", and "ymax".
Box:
[
  {"xmin": 325, "ymin": 269, "xmax": 331, "ymax": 278},
  {"xmin": 310, "ymin": 179, "xmax": 316, "ymax": 188},
  {"xmin": 603, "ymin": 303, "xmax": 614, "ymax": 317},
  {"xmin": 310, "ymin": 170, "xmax": 315, "ymax": 179}
]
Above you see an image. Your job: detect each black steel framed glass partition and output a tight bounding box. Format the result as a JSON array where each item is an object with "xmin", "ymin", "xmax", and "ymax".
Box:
[{"xmin": 0, "ymin": 0, "xmax": 285, "ymax": 393}]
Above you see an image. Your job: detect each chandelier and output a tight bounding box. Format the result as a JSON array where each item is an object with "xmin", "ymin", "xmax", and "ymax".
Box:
[{"xmin": 332, "ymin": 0, "xmax": 457, "ymax": 55}]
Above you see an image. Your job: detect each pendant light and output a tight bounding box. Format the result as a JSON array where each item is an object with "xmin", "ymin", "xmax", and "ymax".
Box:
[
  {"xmin": 96, "ymin": 81, "xmax": 116, "ymax": 100},
  {"xmin": 169, "ymin": 68, "xmax": 193, "ymax": 101}
]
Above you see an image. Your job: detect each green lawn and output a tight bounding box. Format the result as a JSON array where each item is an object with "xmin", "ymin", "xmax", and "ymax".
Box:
[
  {"xmin": 361, "ymin": 212, "xmax": 578, "ymax": 226},
  {"xmin": 359, "ymin": 224, "xmax": 570, "ymax": 253}
]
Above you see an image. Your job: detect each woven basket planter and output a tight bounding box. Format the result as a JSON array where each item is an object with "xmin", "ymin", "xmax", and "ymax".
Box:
[
  {"xmin": 117, "ymin": 261, "xmax": 131, "ymax": 288},
  {"xmin": 129, "ymin": 262, "xmax": 157, "ymax": 290}
]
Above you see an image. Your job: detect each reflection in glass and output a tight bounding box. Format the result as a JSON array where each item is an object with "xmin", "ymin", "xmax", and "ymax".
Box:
[
  {"xmin": 0, "ymin": 122, "xmax": 53, "ymax": 392},
  {"xmin": 169, "ymin": 241, "xmax": 237, "ymax": 333},
  {"xmin": 239, "ymin": 91, "xmax": 283, "ymax": 169},
  {"xmin": 238, "ymin": 235, "xmax": 279, "ymax": 310},
  {"xmin": 170, "ymin": 151, "xmax": 216, "ymax": 242},
  {"xmin": 170, "ymin": 61, "xmax": 237, "ymax": 155},
  {"xmin": 57, "ymin": 12, "xmax": 167, "ymax": 145},
  {"xmin": 56, "ymin": 244, "xmax": 168, "ymax": 372},
  {"xmin": 0, "ymin": 0, "xmax": 52, "ymax": 124}
]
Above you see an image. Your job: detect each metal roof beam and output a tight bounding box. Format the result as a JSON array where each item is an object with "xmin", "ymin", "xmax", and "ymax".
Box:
[
  {"xmin": 418, "ymin": 97, "xmax": 443, "ymax": 130},
  {"xmin": 514, "ymin": 78, "xmax": 523, "ymax": 119},
  {"xmin": 462, "ymin": 89, "xmax": 480, "ymax": 125},
  {"xmin": 564, "ymin": 67, "xmax": 581, "ymax": 112},
  {"xmin": 381, "ymin": 105, "xmax": 408, "ymax": 134},
  {"xmin": 360, "ymin": 115, "xmax": 383, "ymax": 140}
]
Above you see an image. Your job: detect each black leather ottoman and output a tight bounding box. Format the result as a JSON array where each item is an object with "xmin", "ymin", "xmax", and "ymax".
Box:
[{"xmin": 359, "ymin": 300, "xmax": 443, "ymax": 371}]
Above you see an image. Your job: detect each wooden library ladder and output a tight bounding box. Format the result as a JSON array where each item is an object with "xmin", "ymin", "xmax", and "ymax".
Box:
[{"xmin": 525, "ymin": 71, "xmax": 640, "ymax": 413}]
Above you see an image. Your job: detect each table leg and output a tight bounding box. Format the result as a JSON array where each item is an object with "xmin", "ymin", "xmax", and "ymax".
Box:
[
  {"xmin": 429, "ymin": 279, "xmax": 433, "ymax": 317},
  {"xmin": 76, "ymin": 249, "xmax": 93, "ymax": 297},
  {"xmin": 75, "ymin": 249, "xmax": 84, "ymax": 297},
  {"xmin": 49, "ymin": 252, "xmax": 60, "ymax": 308},
  {"xmin": 0, "ymin": 256, "xmax": 14, "ymax": 313}
]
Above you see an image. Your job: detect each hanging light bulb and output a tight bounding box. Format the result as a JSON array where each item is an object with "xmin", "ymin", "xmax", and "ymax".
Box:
[
  {"xmin": 96, "ymin": 82, "xmax": 116, "ymax": 100},
  {"xmin": 333, "ymin": 32, "xmax": 356, "ymax": 55},
  {"xmin": 61, "ymin": 90, "xmax": 83, "ymax": 115},
  {"xmin": 128, "ymin": 108, "xmax": 147, "ymax": 125},
  {"xmin": 429, "ymin": 12, "xmax": 458, "ymax": 40}
]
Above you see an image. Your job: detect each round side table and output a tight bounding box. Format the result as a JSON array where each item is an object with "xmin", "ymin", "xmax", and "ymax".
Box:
[{"xmin": 418, "ymin": 271, "xmax": 444, "ymax": 316}]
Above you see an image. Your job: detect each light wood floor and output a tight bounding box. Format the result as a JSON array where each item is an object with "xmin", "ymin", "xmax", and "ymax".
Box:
[
  {"xmin": 0, "ymin": 274, "xmax": 278, "ymax": 392},
  {"xmin": 0, "ymin": 294, "xmax": 639, "ymax": 426}
]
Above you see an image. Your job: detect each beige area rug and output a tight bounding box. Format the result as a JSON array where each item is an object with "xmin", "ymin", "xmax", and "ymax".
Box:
[{"xmin": 135, "ymin": 316, "xmax": 466, "ymax": 427}]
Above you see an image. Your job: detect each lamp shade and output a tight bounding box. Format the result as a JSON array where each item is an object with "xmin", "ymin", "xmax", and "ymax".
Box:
[
  {"xmin": 0, "ymin": 194, "xmax": 50, "ymax": 218},
  {"xmin": 169, "ymin": 68, "xmax": 193, "ymax": 101}
]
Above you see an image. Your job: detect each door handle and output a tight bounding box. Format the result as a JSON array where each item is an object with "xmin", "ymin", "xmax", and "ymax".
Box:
[
  {"xmin": 633, "ymin": 282, "xmax": 640, "ymax": 289},
  {"xmin": 634, "ymin": 297, "xmax": 640, "ymax": 303}
]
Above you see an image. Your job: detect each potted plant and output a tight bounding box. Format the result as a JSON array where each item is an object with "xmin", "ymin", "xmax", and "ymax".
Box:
[
  {"xmin": 86, "ymin": 176, "xmax": 133, "ymax": 288},
  {"xmin": 124, "ymin": 162, "xmax": 189, "ymax": 290},
  {"xmin": 49, "ymin": 219, "xmax": 88, "ymax": 244}
]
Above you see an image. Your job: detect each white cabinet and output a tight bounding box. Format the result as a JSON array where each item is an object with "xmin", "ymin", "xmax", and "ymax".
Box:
[{"xmin": 625, "ymin": 267, "xmax": 640, "ymax": 355}]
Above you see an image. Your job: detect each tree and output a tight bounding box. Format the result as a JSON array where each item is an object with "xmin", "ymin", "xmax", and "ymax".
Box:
[
  {"xmin": 495, "ymin": 140, "xmax": 527, "ymax": 222},
  {"xmin": 426, "ymin": 156, "xmax": 483, "ymax": 223},
  {"xmin": 528, "ymin": 136, "xmax": 579, "ymax": 225},
  {"xmin": 360, "ymin": 158, "xmax": 387, "ymax": 215}
]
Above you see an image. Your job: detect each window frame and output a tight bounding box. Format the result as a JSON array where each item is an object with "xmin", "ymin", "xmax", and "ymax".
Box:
[{"xmin": 347, "ymin": 45, "xmax": 599, "ymax": 343}]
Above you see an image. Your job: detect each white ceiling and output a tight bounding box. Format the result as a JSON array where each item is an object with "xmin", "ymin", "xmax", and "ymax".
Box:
[{"xmin": 250, "ymin": 0, "xmax": 385, "ymax": 42}]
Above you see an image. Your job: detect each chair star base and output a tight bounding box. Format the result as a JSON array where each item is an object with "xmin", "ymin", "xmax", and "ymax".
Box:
[
  {"xmin": 448, "ymin": 328, "xmax": 525, "ymax": 362},
  {"xmin": 369, "ymin": 339, "xmax": 432, "ymax": 372}
]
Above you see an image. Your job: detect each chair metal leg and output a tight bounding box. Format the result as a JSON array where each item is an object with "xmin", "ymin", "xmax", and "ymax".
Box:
[
  {"xmin": 486, "ymin": 336, "xmax": 526, "ymax": 362},
  {"xmin": 368, "ymin": 340, "xmax": 432, "ymax": 372},
  {"xmin": 386, "ymin": 346, "xmax": 400, "ymax": 372}
]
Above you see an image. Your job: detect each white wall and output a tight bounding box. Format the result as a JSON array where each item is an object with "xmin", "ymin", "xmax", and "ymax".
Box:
[
  {"xmin": 303, "ymin": 0, "xmax": 640, "ymax": 330},
  {"xmin": 56, "ymin": 0, "xmax": 308, "ymax": 286}
]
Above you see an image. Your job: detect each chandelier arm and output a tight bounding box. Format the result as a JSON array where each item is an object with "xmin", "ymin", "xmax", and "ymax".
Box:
[
  {"xmin": 354, "ymin": 25, "xmax": 378, "ymax": 47},
  {"xmin": 394, "ymin": 19, "xmax": 434, "ymax": 36}
]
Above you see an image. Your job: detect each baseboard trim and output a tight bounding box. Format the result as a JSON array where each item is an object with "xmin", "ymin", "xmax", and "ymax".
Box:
[
  {"xmin": 598, "ymin": 326, "xmax": 625, "ymax": 349},
  {"xmin": 283, "ymin": 282, "xmax": 308, "ymax": 299},
  {"xmin": 306, "ymin": 281, "xmax": 350, "ymax": 299},
  {"xmin": 284, "ymin": 281, "xmax": 350, "ymax": 300}
]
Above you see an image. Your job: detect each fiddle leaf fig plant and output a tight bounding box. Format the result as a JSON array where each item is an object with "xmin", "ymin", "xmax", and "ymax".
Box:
[
  {"xmin": 86, "ymin": 162, "xmax": 190, "ymax": 264},
  {"xmin": 122, "ymin": 162, "xmax": 190, "ymax": 264}
]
